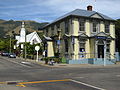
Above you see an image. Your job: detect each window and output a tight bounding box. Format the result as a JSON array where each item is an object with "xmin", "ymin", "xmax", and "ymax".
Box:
[
  {"xmin": 65, "ymin": 39, "xmax": 69, "ymax": 52},
  {"xmin": 105, "ymin": 22, "xmax": 110, "ymax": 33},
  {"xmin": 79, "ymin": 41, "xmax": 86, "ymax": 58},
  {"xmin": 79, "ymin": 41, "xmax": 85, "ymax": 52},
  {"xmin": 51, "ymin": 25, "xmax": 54, "ymax": 35},
  {"xmin": 79, "ymin": 18, "xmax": 85, "ymax": 31},
  {"xmin": 92, "ymin": 20, "xmax": 99, "ymax": 32},
  {"xmin": 65, "ymin": 19, "xmax": 69, "ymax": 34},
  {"xmin": 46, "ymin": 28, "xmax": 48, "ymax": 36},
  {"xmin": 57, "ymin": 23, "xmax": 60, "ymax": 29},
  {"xmin": 106, "ymin": 44, "xmax": 110, "ymax": 52},
  {"xmin": 106, "ymin": 41, "xmax": 110, "ymax": 52}
]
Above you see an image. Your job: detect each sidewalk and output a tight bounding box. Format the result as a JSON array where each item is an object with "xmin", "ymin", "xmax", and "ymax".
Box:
[{"xmin": 17, "ymin": 57, "xmax": 120, "ymax": 68}]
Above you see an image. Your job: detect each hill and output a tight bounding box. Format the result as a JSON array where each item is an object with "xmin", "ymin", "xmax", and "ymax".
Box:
[{"xmin": 0, "ymin": 19, "xmax": 48, "ymax": 38}]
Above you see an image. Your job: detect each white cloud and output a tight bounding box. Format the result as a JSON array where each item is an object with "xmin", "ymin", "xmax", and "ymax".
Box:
[
  {"xmin": 30, "ymin": 0, "xmax": 120, "ymax": 19},
  {"xmin": 0, "ymin": 0, "xmax": 120, "ymax": 22}
]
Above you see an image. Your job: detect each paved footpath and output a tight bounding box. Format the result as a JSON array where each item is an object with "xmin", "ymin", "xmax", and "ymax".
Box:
[{"xmin": 18, "ymin": 57, "xmax": 120, "ymax": 68}]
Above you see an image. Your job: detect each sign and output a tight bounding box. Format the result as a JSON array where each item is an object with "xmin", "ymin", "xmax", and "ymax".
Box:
[
  {"xmin": 35, "ymin": 46, "xmax": 40, "ymax": 51},
  {"xmin": 35, "ymin": 46, "xmax": 40, "ymax": 62},
  {"xmin": 57, "ymin": 40, "xmax": 61, "ymax": 45},
  {"xmin": 96, "ymin": 36, "xmax": 107, "ymax": 39}
]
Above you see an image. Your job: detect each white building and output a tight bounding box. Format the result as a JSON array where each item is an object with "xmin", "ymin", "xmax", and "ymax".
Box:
[{"xmin": 15, "ymin": 22, "xmax": 42, "ymax": 48}]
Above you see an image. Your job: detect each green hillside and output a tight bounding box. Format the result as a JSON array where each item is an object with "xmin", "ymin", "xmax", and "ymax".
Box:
[{"xmin": 0, "ymin": 19, "xmax": 48, "ymax": 38}]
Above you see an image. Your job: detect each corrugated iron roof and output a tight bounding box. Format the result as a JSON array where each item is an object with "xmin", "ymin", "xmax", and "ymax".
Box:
[{"xmin": 44, "ymin": 9, "xmax": 114, "ymax": 28}]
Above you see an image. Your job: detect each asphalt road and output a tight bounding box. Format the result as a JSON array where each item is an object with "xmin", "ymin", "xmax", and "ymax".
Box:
[{"xmin": 0, "ymin": 56, "xmax": 120, "ymax": 90}]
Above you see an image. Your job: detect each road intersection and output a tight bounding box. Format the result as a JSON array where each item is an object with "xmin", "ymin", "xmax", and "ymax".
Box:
[{"xmin": 0, "ymin": 56, "xmax": 120, "ymax": 90}]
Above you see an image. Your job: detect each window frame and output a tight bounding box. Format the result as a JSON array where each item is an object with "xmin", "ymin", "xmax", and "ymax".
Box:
[
  {"xmin": 65, "ymin": 19, "xmax": 69, "ymax": 34},
  {"xmin": 46, "ymin": 28, "xmax": 48, "ymax": 36},
  {"xmin": 79, "ymin": 40, "xmax": 85, "ymax": 52},
  {"xmin": 64, "ymin": 39, "xmax": 69, "ymax": 52},
  {"xmin": 79, "ymin": 18, "xmax": 85, "ymax": 32},
  {"xmin": 51, "ymin": 25, "xmax": 54, "ymax": 35},
  {"xmin": 92, "ymin": 20, "xmax": 100, "ymax": 33},
  {"xmin": 105, "ymin": 22, "xmax": 110, "ymax": 33}
]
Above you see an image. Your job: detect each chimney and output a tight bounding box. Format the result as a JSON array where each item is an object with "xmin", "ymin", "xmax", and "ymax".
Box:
[{"xmin": 87, "ymin": 5, "xmax": 93, "ymax": 11}]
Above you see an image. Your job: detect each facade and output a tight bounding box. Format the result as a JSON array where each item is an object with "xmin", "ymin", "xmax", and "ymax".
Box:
[
  {"xmin": 43, "ymin": 6, "xmax": 115, "ymax": 62},
  {"xmin": 15, "ymin": 22, "xmax": 42, "ymax": 48}
]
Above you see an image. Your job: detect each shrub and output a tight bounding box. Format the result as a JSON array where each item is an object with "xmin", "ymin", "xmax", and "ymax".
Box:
[{"xmin": 42, "ymin": 57, "xmax": 62, "ymax": 64}]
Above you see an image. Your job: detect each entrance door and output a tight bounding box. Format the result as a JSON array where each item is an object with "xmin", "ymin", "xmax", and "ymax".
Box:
[{"xmin": 98, "ymin": 45, "xmax": 104, "ymax": 58}]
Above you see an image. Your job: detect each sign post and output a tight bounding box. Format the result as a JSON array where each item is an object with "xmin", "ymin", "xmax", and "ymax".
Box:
[{"xmin": 35, "ymin": 46, "xmax": 40, "ymax": 62}]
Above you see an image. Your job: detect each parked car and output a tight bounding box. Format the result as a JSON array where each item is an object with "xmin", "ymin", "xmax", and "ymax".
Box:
[
  {"xmin": 0, "ymin": 51, "xmax": 3, "ymax": 55},
  {"xmin": 8, "ymin": 53, "xmax": 16, "ymax": 58},
  {"xmin": 1, "ymin": 52, "xmax": 9, "ymax": 56}
]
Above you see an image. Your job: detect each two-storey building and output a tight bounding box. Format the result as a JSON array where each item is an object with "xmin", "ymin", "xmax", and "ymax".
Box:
[{"xmin": 43, "ymin": 6, "xmax": 115, "ymax": 64}]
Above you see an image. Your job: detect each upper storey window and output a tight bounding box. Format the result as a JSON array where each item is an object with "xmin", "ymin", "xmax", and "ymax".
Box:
[
  {"xmin": 51, "ymin": 25, "xmax": 54, "ymax": 35},
  {"xmin": 56, "ymin": 23, "xmax": 60, "ymax": 29},
  {"xmin": 65, "ymin": 19, "xmax": 69, "ymax": 34},
  {"xmin": 46, "ymin": 28, "xmax": 48, "ymax": 36},
  {"xmin": 92, "ymin": 20, "xmax": 99, "ymax": 33},
  {"xmin": 105, "ymin": 22, "xmax": 110, "ymax": 33},
  {"xmin": 79, "ymin": 18, "xmax": 85, "ymax": 31}
]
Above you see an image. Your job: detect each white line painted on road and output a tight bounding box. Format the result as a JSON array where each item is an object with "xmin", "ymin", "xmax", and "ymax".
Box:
[
  {"xmin": 5, "ymin": 59, "xmax": 31, "ymax": 68},
  {"xmin": 74, "ymin": 77, "xmax": 84, "ymax": 79},
  {"xmin": 70, "ymin": 79, "xmax": 105, "ymax": 90}
]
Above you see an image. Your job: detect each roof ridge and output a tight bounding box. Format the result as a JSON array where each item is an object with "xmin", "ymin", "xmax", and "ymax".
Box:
[{"xmin": 43, "ymin": 8, "xmax": 114, "ymax": 28}]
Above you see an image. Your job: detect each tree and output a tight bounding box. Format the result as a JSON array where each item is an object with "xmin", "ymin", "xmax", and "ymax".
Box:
[{"xmin": 115, "ymin": 19, "xmax": 120, "ymax": 52}]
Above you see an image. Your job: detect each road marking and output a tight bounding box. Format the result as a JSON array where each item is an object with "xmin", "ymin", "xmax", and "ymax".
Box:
[
  {"xmin": 16, "ymin": 79, "xmax": 70, "ymax": 87},
  {"xmin": 17, "ymin": 79, "xmax": 70, "ymax": 85},
  {"xmin": 70, "ymin": 79, "xmax": 105, "ymax": 90},
  {"xmin": 5, "ymin": 58, "xmax": 31, "ymax": 68},
  {"xmin": 0, "ymin": 82, "xmax": 6, "ymax": 84},
  {"xmin": 16, "ymin": 83, "xmax": 26, "ymax": 87}
]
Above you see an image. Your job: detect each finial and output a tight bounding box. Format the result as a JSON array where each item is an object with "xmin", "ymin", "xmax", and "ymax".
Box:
[{"xmin": 22, "ymin": 21, "xmax": 25, "ymax": 28}]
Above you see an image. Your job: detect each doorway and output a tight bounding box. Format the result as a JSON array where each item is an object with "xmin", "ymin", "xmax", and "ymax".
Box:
[{"xmin": 98, "ymin": 45, "xmax": 104, "ymax": 58}]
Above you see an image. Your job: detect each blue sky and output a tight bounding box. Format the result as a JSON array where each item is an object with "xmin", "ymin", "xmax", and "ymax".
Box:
[{"xmin": 0, "ymin": 0, "xmax": 120, "ymax": 22}]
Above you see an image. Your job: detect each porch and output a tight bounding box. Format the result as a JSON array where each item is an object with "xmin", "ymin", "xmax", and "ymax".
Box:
[{"xmin": 65, "ymin": 53, "xmax": 116, "ymax": 65}]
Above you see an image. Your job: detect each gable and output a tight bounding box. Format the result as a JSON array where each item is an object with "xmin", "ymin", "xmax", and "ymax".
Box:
[
  {"xmin": 79, "ymin": 33, "xmax": 88, "ymax": 37},
  {"xmin": 26, "ymin": 32, "xmax": 42, "ymax": 44},
  {"xmin": 90, "ymin": 13, "xmax": 103, "ymax": 19},
  {"xmin": 94, "ymin": 32, "xmax": 113, "ymax": 39}
]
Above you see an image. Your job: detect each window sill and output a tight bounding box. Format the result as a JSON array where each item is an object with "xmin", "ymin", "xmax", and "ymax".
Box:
[{"xmin": 78, "ymin": 31, "xmax": 86, "ymax": 33}]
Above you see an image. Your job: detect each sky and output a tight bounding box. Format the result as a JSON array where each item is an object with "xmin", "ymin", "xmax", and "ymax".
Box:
[{"xmin": 0, "ymin": 0, "xmax": 120, "ymax": 22}]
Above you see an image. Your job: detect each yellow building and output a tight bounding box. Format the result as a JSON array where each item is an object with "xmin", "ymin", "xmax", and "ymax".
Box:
[{"xmin": 43, "ymin": 6, "xmax": 115, "ymax": 64}]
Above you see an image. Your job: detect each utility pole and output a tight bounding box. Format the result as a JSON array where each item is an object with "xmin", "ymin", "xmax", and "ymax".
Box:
[
  {"xmin": 10, "ymin": 35, "xmax": 11, "ymax": 53},
  {"xmin": 24, "ymin": 22, "xmax": 27, "ymax": 60}
]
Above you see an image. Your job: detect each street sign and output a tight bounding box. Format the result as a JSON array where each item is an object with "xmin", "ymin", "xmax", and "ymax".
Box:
[
  {"xmin": 35, "ymin": 46, "xmax": 40, "ymax": 62},
  {"xmin": 96, "ymin": 36, "xmax": 107, "ymax": 39},
  {"xmin": 57, "ymin": 40, "xmax": 60, "ymax": 45},
  {"xmin": 35, "ymin": 46, "xmax": 40, "ymax": 51}
]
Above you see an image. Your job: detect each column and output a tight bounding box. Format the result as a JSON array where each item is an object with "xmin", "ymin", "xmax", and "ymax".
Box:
[
  {"xmin": 110, "ymin": 40, "xmax": 115, "ymax": 59},
  {"xmin": 74, "ymin": 38, "xmax": 79, "ymax": 60},
  {"xmin": 104, "ymin": 40, "xmax": 107, "ymax": 59},
  {"xmin": 85, "ymin": 39, "xmax": 90, "ymax": 58},
  {"xmin": 95, "ymin": 40, "xmax": 98, "ymax": 58}
]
